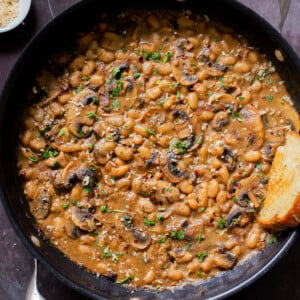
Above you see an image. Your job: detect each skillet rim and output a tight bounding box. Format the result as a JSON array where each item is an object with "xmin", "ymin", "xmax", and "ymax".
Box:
[{"xmin": 0, "ymin": 0, "xmax": 300, "ymax": 299}]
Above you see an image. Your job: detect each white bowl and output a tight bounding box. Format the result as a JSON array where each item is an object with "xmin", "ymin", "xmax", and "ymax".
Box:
[{"xmin": 0, "ymin": 0, "xmax": 32, "ymax": 33}]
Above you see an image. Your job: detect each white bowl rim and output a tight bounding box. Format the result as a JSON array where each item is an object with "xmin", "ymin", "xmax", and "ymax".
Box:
[{"xmin": 0, "ymin": 0, "xmax": 32, "ymax": 33}]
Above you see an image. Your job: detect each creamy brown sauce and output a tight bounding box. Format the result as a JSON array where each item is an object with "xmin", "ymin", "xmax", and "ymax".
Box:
[{"xmin": 17, "ymin": 10, "xmax": 299, "ymax": 289}]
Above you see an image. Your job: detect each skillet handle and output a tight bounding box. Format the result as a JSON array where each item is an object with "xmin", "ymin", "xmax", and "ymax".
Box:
[
  {"xmin": 278, "ymin": 0, "xmax": 291, "ymax": 31},
  {"xmin": 25, "ymin": 258, "xmax": 45, "ymax": 300}
]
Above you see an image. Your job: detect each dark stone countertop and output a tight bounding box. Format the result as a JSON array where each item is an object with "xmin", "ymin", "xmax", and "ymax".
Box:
[{"xmin": 0, "ymin": 0, "xmax": 299, "ymax": 299}]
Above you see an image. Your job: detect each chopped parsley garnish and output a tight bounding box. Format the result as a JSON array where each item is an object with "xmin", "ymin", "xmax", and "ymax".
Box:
[
  {"xmin": 170, "ymin": 82, "xmax": 180, "ymax": 89},
  {"xmin": 231, "ymin": 111, "xmax": 242, "ymax": 121},
  {"xmin": 145, "ymin": 128, "xmax": 156, "ymax": 135},
  {"xmin": 169, "ymin": 139, "xmax": 189, "ymax": 153},
  {"xmin": 195, "ymin": 133, "xmax": 204, "ymax": 144},
  {"xmin": 184, "ymin": 243, "xmax": 191, "ymax": 251},
  {"xmin": 29, "ymin": 155, "xmax": 38, "ymax": 163},
  {"xmin": 196, "ymin": 230, "xmax": 205, "ymax": 242},
  {"xmin": 196, "ymin": 271, "xmax": 203, "ymax": 277},
  {"xmin": 151, "ymin": 51, "xmax": 161, "ymax": 62},
  {"xmin": 58, "ymin": 129, "xmax": 65, "ymax": 137},
  {"xmin": 112, "ymin": 99, "xmax": 120, "ymax": 111},
  {"xmin": 217, "ymin": 219, "xmax": 226, "ymax": 229},
  {"xmin": 102, "ymin": 247, "xmax": 112, "ymax": 259},
  {"xmin": 268, "ymin": 235, "xmax": 277, "ymax": 244},
  {"xmin": 162, "ymin": 52, "xmax": 172, "ymax": 63},
  {"xmin": 157, "ymin": 214, "xmax": 164, "ymax": 222},
  {"xmin": 41, "ymin": 147, "xmax": 59, "ymax": 159},
  {"xmin": 170, "ymin": 230, "xmax": 185, "ymax": 240},
  {"xmin": 82, "ymin": 76, "xmax": 89, "ymax": 81},
  {"xmin": 100, "ymin": 205, "xmax": 124, "ymax": 213},
  {"xmin": 87, "ymin": 112, "xmax": 96, "ymax": 118},
  {"xmin": 144, "ymin": 219, "xmax": 156, "ymax": 227},
  {"xmin": 232, "ymin": 197, "xmax": 238, "ymax": 204},
  {"xmin": 109, "ymin": 80, "xmax": 123, "ymax": 99},
  {"xmin": 121, "ymin": 47, "xmax": 127, "ymax": 52},
  {"xmin": 152, "ymin": 68, "xmax": 159, "ymax": 75},
  {"xmin": 92, "ymin": 97, "xmax": 99, "ymax": 105},
  {"xmin": 158, "ymin": 237, "xmax": 167, "ymax": 243},
  {"xmin": 197, "ymin": 251, "xmax": 208, "ymax": 262},
  {"xmin": 199, "ymin": 206, "xmax": 206, "ymax": 212},
  {"xmin": 75, "ymin": 86, "xmax": 82, "ymax": 94},
  {"xmin": 266, "ymin": 95, "xmax": 274, "ymax": 102},
  {"xmin": 62, "ymin": 202, "xmax": 70, "ymax": 209},
  {"xmin": 238, "ymin": 96, "xmax": 245, "ymax": 101},
  {"xmin": 133, "ymin": 72, "xmax": 141, "ymax": 79},
  {"xmin": 112, "ymin": 67, "xmax": 120, "ymax": 79},
  {"xmin": 116, "ymin": 275, "xmax": 134, "ymax": 284},
  {"xmin": 50, "ymin": 161, "xmax": 60, "ymax": 169}
]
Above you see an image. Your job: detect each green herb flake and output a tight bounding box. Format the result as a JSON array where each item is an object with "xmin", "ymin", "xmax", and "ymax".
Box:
[
  {"xmin": 266, "ymin": 95, "xmax": 274, "ymax": 102},
  {"xmin": 92, "ymin": 97, "xmax": 99, "ymax": 105},
  {"xmin": 157, "ymin": 214, "xmax": 164, "ymax": 222},
  {"xmin": 196, "ymin": 271, "xmax": 203, "ymax": 277},
  {"xmin": 199, "ymin": 206, "xmax": 206, "ymax": 212},
  {"xmin": 133, "ymin": 72, "xmax": 141, "ymax": 79},
  {"xmin": 152, "ymin": 68, "xmax": 159, "ymax": 75},
  {"xmin": 29, "ymin": 155, "xmax": 38, "ymax": 163},
  {"xmin": 75, "ymin": 86, "xmax": 82, "ymax": 94},
  {"xmin": 145, "ymin": 128, "xmax": 157, "ymax": 135},
  {"xmin": 170, "ymin": 230, "xmax": 185, "ymax": 240},
  {"xmin": 58, "ymin": 129, "xmax": 65, "ymax": 137},
  {"xmin": 158, "ymin": 237, "xmax": 167, "ymax": 243},
  {"xmin": 116, "ymin": 275, "xmax": 134, "ymax": 284},
  {"xmin": 162, "ymin": 52, "xmax": 172, "ymax": 63},
  {"xmin": 256, "ymin": 173, "xmax": 264, "ymax": 177},
  {"xmin": 238, "ymin": 96, "xmax": 245, "ymax": 101},
  {"xmin": 112, "ymin": 67, "xmax": 120, "ymax": 79},
  {"xmin": 196, "ymin": 230, "xmax": 205, "ymax": 242},
  {"xmin": 144, "ymin": 219, "xmax": 156, "ymax": 227},
  {"xmin": 232, "ymin": 197, "xmax": 238, "ymax": 204},
  {"xmin": 197, "ymin": 251, "xmax": 208, "ymax": 262},
  {"xmin": 112, "ymin": 99, "xmax": 120, "ymax": 111},
  {"xmin": 82, "ymin": 76, "xmax": 89, "ymax": 81},
  {"xmin": 184, "ymin": 243, "xmax": 191, "ymax": 251},
  {"xmin": 121, "ymin": 47, "xmax": 127, "ymax": 52},
  {"xmin": 268, "ymin": 235, "xmax": 277, "ymax": 244},
  {"xmin": 231, "ymin": 111, "xmax": 242, "ymax": 121},
  {"xmin": 41, "ymin": 147, "xmax": 59, "ymax": 160},
  {"xmin": 87, "ymin": 112, "xmax": 96, "ymax": 118},
  {"xmin": 151, "ymin": 52, "xmax": 161, "ymax": 62},
  {"xmin": 217, "ymin": 219, "xmax": 226, "ymax": 229},
  {"xmin": 62, "ymin": 202, "xmax": 70, "ymax": 209}
]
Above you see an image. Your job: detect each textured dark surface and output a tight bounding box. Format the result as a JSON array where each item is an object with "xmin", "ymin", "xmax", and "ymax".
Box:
[{"xmin": 0, "ymin": 0, "xmax": 299, "ymax": 299}]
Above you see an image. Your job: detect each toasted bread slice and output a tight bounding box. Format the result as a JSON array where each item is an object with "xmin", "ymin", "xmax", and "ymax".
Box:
[{"xmin": 258, "ymin": 132, "xmax": 300, "ymax": 230}]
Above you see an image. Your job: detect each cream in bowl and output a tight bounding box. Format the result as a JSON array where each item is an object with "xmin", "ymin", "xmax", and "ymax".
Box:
[{"xmin": 0, "ymin": 0, "xmax": 31, "ymax": 33}]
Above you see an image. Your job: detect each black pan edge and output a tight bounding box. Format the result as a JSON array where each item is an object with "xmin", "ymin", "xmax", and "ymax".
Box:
[{"xmin": 1, "ymin": 0, "xmax": 300, "ymax": 299}]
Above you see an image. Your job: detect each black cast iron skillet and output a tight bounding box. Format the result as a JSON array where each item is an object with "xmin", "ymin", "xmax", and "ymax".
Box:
[{"xmin": 0, "ymin": 0, "xmax": 299, "ymax": 299}]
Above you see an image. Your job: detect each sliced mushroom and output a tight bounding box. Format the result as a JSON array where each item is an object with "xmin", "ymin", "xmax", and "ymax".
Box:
[
  {"xmin": 184, "ymin": 219, "xmax": 204, "ymax": 240},
  {"xmin": 139, "ymin": 179, "xmax": 180, "ymax": 203},
  {"xmin": 240, "ymin": 105, "xmax": 264, "ymax": 150},
  {"xmin": 171, "ymin": 60, "xmax": 198, "ymax": 86},
  {"xmin": 261, "ymin": 143, "xmax": 279, "ymax": 162},
  {"xmin": 146, "ymin": 152, "xmax": 160, "ymax": 168},
  {"xmin": 225, "ymin": 206, "xmax": 242, "ymax": 228},
  {"xmin": 235, "ymin": 174, "xmax": 266, "ymax": 208},
  {"xmin": 32, "ymin": 187, "xmax": 51, "ymax": 220},
  {"xmin": 116, "ymin": 213, "xmax": 151, "ymax": 250},
  {"xmin": 162, "ymin": 152, "xmax": 187, "ymax": 183},
  {"xmin": 211, "ymin": 111, "xmax": 230, "ymax": 131},
  {"xmin": 220, "ymin": 147, "xmax": 237, "ymax": 172},
  {"xmin": 111, "ymin": 63, "xmax": 129, "ymax": 80},
  {"xmin": 64, "ymin": 220, "xmax": 81, "ymax": 239},
  {"xmin": 66, "ymin": 89, "xmax": 97, "ymax": 137},
  {"xmin": 213, "ymin": 247, "xmax": 237, "ymax": 270},
  {"xmin": 71, "ymin": 207, "xmax": 96, "ymax": 232},
  {"xmin": 211, "ymin": 94, "xmax": 238, "ymax": 113}
]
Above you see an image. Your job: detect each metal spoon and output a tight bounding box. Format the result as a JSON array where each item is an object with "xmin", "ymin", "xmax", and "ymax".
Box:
[
  {"xmin": 25, "ymin": 259, "xmax": 45, "ymax": 300},
  {"xmin": 278, "ymin": 0, "xmax": 291, "ymax": 31}
]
